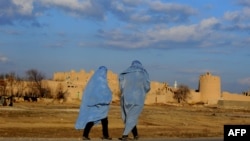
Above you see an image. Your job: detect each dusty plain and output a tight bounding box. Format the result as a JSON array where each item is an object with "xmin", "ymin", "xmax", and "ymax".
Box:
[{"xmin": 0, "ymin": 100, "xmax": 250, "ymax": 139}]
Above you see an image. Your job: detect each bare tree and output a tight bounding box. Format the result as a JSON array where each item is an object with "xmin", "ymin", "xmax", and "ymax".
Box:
[
  {"xmin": 173, "ymin": 84, "xmax": 191, "ymax": 103},
  {"xmin": 25, "ymin": 69, "xmax": 47, "ymax": 97},
  {"xmin": 0, "ymin": 79, "xmax": 7, "ymax": 96},
  {"xmin": 15, "ymin": 75, "xmax": 26, "ymax": 97},
  {"xmin": 55, "ymin": 83, "xmax": 68, "ymax": 100},
  {"xmin": 5, "ymin": 72, "xmax": 16, "ymax": 96},
  {"xmin": 0, "ymin": 72, "xmax": 26, "ymax": 98}
]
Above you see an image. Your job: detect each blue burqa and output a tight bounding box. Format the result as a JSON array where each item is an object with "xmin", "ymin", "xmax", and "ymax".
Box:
[
  {"xmin": 75, "ymin": 66, "xmax": 112, "ymax": 130},
  {"xmin": 119, "ymin": 60, "xmax": 151, "ymax": 135}
]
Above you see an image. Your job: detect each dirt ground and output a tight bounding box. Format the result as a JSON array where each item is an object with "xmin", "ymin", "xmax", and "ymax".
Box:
[{"xmin": 0, "ymin": 101, "xmax": 250, "ymax": 139}]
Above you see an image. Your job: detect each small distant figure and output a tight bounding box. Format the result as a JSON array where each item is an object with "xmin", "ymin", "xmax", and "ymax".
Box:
[
  {"xmin": 9, "ymin": 96, "xmax": 13, "ymax": 106},
  {"xmin": 75, "ymin": 66, "xmax": 112, "ymax": 140},
  {"xmin": 31, "ymin": 97, "xmax": 38, "ymax": 102},
  {"xmin": 118, "ymin": 60, "xmax": 151, "ymax": 141},
  {"xmin": 0, "ymin": 96, "xmax": 4, "ymax": 106},
  {"xmin": 1, "ymin": 96, "xmax": 7, "ymax": 106},
  {"xmin": 23, "ymin": 96, "xmax": 30, "ymax": 102}
]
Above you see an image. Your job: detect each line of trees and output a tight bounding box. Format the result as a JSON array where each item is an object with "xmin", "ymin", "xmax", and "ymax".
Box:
[{"xmin": 0, "ymin": 69, "xmax": 52, "ymax": 98}]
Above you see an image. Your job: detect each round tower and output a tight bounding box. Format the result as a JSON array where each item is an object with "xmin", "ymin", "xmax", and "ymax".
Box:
[{"xmin": 199, "ymin": 72, "xmax": 221, "ymax": 104}]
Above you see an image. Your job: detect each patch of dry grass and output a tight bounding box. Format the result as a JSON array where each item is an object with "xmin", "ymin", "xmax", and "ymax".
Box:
[{"xmin": 0, "ymin": 102, "xmax": 250, "ymax": 138}]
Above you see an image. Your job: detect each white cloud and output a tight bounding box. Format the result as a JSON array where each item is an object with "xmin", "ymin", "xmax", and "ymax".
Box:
[
  {"xmin": 224, "ymin": 11, "xmax": 241, "ymax": 21},
  {"xmin": 39, "ymin": 0, "xmax": 105, "ymax": 19},
  {"xmin": 0, "ymin": 0, "xmax": 40, "ymax": 25},
  {"xmin": 0, "ymin": 55, "xmax": 8, "ymax": 63},
  {"xmin": 224, "ymin": 7, "xmax": 250, "ymax": 22},
  {"xmin": 147, "ymin": 17, "xmax": 219, "ymax": 43},
  {"xmin": 147, "ymin": 25, "xmax": 197, "ymax": 42},
  {"xmin": 237, "ymin": 0, "xmax": 250, "ymax": 7},
  {"xmin": 12, "ymin": 0, "xmax": 34, "ymax": 15},
  {"xmin": 238, "ymin": 77, "xmax": 250, "ymax": 86},
  {"xmin": 130, "ymin": 13, "xmax": 151, "ymax": 22},
  {"xmin": 108, "ymin": 0, "xmax": 196, "ymax": 24},
  {"xmin": 222, "ymin": 7, "xmax": 250, "ymax": 32},
  {"xmin": 0, "ymin": 0, "xmax": 197, "ymax": 25},
  {"xmin": 111, "ymin": 1, "xmax": 127, "ymax": 13},
  {"xmin": 199, "ymin": 17, "xmax": 220, "ymax": 29},
  {"xmin": 149, "ymin": 1, "xmax": 196, "ymax": 15},
  {"xmin": 96, "ymin": 16, "xmax": 224, "ymax": 49},
  {"xmin": 39, "ymin": 0, "xmax": 91, "ymax": 11},
  {"xmin": 0, "ymin": 0, "xmax": 249, "ymax": 50},
  {"xmin": 242, "ymin": 7, "xmax": 250, "ymax": 19},
  {"xmin": 0, "ymin": 0, "xmax": 105, "ymax": 25}
]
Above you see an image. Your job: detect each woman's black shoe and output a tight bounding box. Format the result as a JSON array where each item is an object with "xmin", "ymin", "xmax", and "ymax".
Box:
[
  {"xmin": 133, "ymin": 135, "xmax": 139, "ymax": 140},
  {"xmin": 118, "ymin": 135, "xmax": 129, "ymax": 141}
]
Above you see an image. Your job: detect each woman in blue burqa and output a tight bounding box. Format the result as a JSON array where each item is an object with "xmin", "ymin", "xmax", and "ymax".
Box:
[
  {"xmin": 118, "ymin": 60, "xmax": 151, "ymax": 140},
  {"xmin": 75, "ymin": 66, "xmax": 112, "ymax": 140}
]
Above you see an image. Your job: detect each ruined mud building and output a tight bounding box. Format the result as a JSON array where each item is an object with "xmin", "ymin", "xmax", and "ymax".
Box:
[{"xmin": 45, "ymin": 70, "xmax": 250, "ymax": 107}]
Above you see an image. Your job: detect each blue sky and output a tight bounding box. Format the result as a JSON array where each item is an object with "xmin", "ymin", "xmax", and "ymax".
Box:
[{"xmin": 1, "ymin": 0, "xmax": 250, "ymax": 93}]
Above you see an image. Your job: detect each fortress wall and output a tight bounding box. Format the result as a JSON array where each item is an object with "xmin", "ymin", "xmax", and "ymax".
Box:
[
  {"xmin": 53, "ymin": 72, "xmax": 65, "ymax": 81},
  {"xmin": 107, "ymin": 70, "xmax": 120, "ymax": 102},
  {"xmin": 42, "ymin": 80, "xmax": 57, "ymax": 96},
  {"xmin": 218, "ymin": 100, "xmax": 250, "ymax": 109},
  {"xmin": 155, "ymin": 94, "xmax": 168, "ymax": 104},
  {"xmin": 145, "ymin": 92, "xmax": 175, "ymax": 104},
  {"xmin": 145, "ymin": 81, "xmax": 176, "ymax": 104},
  {"xmin": 67, "ymin": 88, "xmax": 83, "ymax": 100},
  {"xmin": 51, "ymin": 70, "xmax": 121, "ymax": 102},
  {"xmin": 187, "ymin": 90, "xmax": 202, "ymax": 104},
  {"xmin": 140, "ymin": 81, "xmax": 160, "ymax": 104},
  {"xmin": 222, "ymin": 92, "xmax": 250, "ymax": 101},
  {"xmin": 45, "ymin": 70, "xmax": 250, "ymax": 105},
  {"xmin": 53, "ymin": 70, "xmax": 94, "ymax": 83},
  {"xmin": 42, "ymin": 80, "xmax": 84, "ymax": 100},
  {"xmin": 39, "ymin": 71, "xmax": 180, "ymax": 104},
  {"xmin": 199, "ymin": 72, "xmax": 221, "ymax": 104},
  {"xmin": 5, "ymin": 69, "xmax": 250, "ymax": 106},
  {"xmin": 145, "ymin": 94, "xmax": 157, "ymax": 104}
]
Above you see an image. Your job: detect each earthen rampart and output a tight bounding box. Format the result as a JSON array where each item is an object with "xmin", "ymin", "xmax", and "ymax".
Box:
[
  {"xmin": 2, "ymin": 70, "xmax": 250, "ymax": 107},
  {"xmin": 47, "ymin": 70, "xmax": 250, "ymax": 106}
]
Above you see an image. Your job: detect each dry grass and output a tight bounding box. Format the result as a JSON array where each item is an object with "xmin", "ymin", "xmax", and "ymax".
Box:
[{"xmin": 0, "ymin": 101, "xmax": 250, "ymax": 139}]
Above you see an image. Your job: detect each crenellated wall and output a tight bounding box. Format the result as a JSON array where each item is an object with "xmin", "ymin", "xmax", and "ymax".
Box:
[
  {"xmin": 47, "ymin": 70, "xmax": 250, "ymax": 106},
  {"xmin": 48, "ymin": 69, "xmax": 120, "ymax": 102}
]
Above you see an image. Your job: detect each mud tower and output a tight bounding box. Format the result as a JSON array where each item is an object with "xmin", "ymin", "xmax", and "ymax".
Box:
[{"xmin": 199, "ymin": 72, "xmax": 221, "ymax": 104}]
